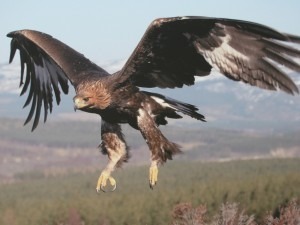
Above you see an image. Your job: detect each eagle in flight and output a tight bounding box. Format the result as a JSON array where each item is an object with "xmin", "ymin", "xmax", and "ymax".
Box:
[{"xmin": 7, "ymin": 16, "xmax": 300, "ymax": 192}]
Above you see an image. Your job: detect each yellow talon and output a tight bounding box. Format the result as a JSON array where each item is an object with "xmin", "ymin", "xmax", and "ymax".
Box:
[
  {"xmin": 96, "ymin": 172, "xmax": 117, "ymax": 193},
  {"xmin": 149, "ymin": 165, "xmax": 158, "ymax": 189}
]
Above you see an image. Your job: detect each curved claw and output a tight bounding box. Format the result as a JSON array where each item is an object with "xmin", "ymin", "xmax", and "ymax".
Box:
[
  {"xmin": 96, "ymin": 173, "xmax": 117, "ymax": 193},
  {"xmin": 101, "ymin": 176, "xmax": 117, "ymax": 192},
  {"xmin": 149, "ymin": 165, "xmax": 158, "ymax": 189}
]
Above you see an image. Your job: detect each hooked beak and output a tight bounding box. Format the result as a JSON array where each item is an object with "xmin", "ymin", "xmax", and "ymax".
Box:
[
  {"xmin": 73, "ymin": 97, "xmax": 84, "ymax": 111},
  {"xmin": 73, "ymin": 96, "xmax": 93, "ymax": 111}
]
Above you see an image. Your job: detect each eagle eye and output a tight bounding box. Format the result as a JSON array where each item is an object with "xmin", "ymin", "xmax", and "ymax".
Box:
[{"xmin": 83, "ymin": 97, "xmax": 90, "ymax": 102}]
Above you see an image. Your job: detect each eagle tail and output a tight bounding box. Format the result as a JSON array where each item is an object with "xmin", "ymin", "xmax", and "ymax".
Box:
[{"xmin": 142, "ymin": 91, "xmax": 206, "ymax": 122}]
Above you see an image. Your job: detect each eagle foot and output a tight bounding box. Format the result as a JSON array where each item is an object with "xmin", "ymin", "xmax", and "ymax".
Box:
[
  {"xmin": 149, "ymin": 165, "xmax": 158, "ymax": 189},
  {"xmin": 96, "ymin": 172, "xmax": 117, "ymax": 193}
]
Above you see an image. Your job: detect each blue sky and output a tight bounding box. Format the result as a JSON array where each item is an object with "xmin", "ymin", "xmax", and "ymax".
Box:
[{"xmin": 1, "ymin": 0, "xmax": 300, "ymax": 65}]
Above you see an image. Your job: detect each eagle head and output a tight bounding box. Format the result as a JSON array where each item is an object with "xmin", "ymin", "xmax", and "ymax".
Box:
[{"xmin": 74, "ymin": 82, "xmax": 111, "ymax": 111}]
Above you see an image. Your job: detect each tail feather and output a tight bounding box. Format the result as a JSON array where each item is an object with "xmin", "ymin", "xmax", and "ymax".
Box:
[{"xmin": 142, "ymin": 91, "xmax": 206, "ymax": 121}]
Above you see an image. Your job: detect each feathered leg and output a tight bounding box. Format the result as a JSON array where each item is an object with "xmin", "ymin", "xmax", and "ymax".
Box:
[
  {"xmin": 97, "ymin": 120, "xmax": 129, "ymax": 192},
  {"xmin": 137, "ymin": 108, "xmax": 181, "ymax": 189}
]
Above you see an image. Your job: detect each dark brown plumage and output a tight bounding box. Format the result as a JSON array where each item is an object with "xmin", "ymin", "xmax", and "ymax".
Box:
[{"xmin": 7, "ymin": 16, "xmax": 300, "ymax": 191}]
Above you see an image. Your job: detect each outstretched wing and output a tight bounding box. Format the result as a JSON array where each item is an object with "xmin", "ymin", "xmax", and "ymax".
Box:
[
  {"xmin": 118, "ymin": 16, "xmax": 300, "ymax": 94},
  {"xmin": 7, "ymin": 30, "xmax": 109, "ymax": 131}
]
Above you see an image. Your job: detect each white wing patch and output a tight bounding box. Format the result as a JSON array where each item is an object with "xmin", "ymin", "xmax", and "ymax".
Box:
[
  {"xmin": 195, "ymin": 32, "xmax": 250, "ymax": 80},
  {"xmin": 150, "ymin": 96, "xmax": 176, "ymax": 110}
]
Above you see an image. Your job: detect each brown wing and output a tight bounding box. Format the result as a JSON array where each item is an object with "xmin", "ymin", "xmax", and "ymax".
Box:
[
  {"xmin": 7, "ymin": 30, "xmax": 109, "ymax": 131},
  {"xmin": 117, "ymin": 16, "xmax": 300, "ymax": 94}
]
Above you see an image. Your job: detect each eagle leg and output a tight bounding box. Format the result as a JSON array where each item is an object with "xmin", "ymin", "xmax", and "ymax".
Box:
[
  {"xmin": 137, "ymin": 108, "xmax": 181, "ymax": 189},
  {"xmin": 149, "ymin": 160, "xmax": 158, "ymax": 189},
  {"xmin": 97, "ymin": 120, "xmax": 129, "ymax": 192}
]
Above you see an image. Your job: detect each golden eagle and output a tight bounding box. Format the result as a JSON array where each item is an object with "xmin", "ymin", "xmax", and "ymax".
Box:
[{"xmin": 7, "ymin": 16, "xmax": 300, "ymax": 192}]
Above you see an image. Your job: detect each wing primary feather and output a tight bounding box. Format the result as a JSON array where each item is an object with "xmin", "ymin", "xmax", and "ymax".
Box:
[
  {"xmin": 9, "ymin": 39, "xmax": 17, "ymax": 63},
  {"xmin": 19, "ymin": 51, "xmax": 26, "ymax": 87},
  {"xmin": 43, "ymin": 101, "xmax": 48, "ymax": 123},
  {"xmin": 43, "ymin": 95, "xmax": 48, "ymax": 123},
  {"xmin": 53, "ymin": 74, "xmax": 61, "ymax": 104},
  {"xmin": 23, "ymin": 63, "xmax": 37, "ymax": 108},
  {"xmin": 264, "ymin": 48, "xmax": 300, "ymax": 72},
  {"xmin": 262, "ymin": 38, "xmax": 300, "ymax": 57},
  {"xmin": 43, "ymin": 99, "xmax": 48, "ymax": 123},
  {"xmin": 57, "ymin": 72, "xmax": 69, "ymax": 95},
  {"xmin": 23, "ymin": 83, "xmax": 34, "ymax": 108},
  {"xmin": 20, "ymin": 57, "xmax": 32, "ymax": 96},
  {"xmin": 24, "ymin": 91, "xmax": 36, "ymax": 125},
  {"xmin": 47, "ymin": 84, "xmax": 53, "ymax": 113},
  {"xmin": 42, "ymin": 82, "xmax": 49, "ymax": 123},
  {"xmin": 32, "ymin": 91, "xmax": 42, "ymax": 131},
  {"xmin": 225, "ymin": 19, "xmax": 288, "ymax": 41},
  {"xmin": 261, "ymin": 59, "xmax": 299, "ymax": 94},
  {"xmin": 45, "ymin": 60, "xmax": 61, "ymax": 104},
  {"xmin": 284, "ymin": 33, "xmax": 300, "ymax": 44}
]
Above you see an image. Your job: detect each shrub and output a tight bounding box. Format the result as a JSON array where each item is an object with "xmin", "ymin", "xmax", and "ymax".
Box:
[{"xmin": 171, "ymin": 199, "xmax": 299, "ymax": 225}]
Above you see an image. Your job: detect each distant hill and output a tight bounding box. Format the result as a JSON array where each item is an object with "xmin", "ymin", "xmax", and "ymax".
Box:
[{"xmin": 0, "ymin": 118, "xmax": 299, "ymax": 183}]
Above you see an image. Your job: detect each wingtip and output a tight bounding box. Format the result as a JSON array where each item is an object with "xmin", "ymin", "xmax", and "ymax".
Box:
[
  {"xmin": 7, "ymin": 30, "xmax": 35, "ymax": 38},
  {"xmin": 284, "ymin": 33, "xmax": 300, "ymax": 44},
  {"xmin": 7, "ymin": 30, "xmax": 22, "ymax": 38},
  {"xmin": 31, "ymin": 125, "xmax": 37, "ymax": 132},
  {"xmin": 23, "ymin": 118, "xmax": 37, "ymax": 132},
  {"xmin": 196, "ymin": 114, "xmax": 206, "ymax": 122},
  {"xmin": 7, "ymin": 31, "xmax": 15, "ymax": 38},
  {"xmin": 150, "ymin": 17, "xmax": 181, "ymax": 27},
  {"xmin": 293, "ymin": 86, "xmax": 300, "ymax": 95},
  {"xmin": 289, "ymin": 81, "xmax": 300, "ymax": 96},
  {"xmin": 28, "ymin": 120, "xmax": 38, "ymax": 132}
]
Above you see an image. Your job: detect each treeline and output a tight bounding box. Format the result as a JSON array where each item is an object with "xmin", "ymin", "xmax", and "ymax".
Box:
[{"xmin": 0, "ymin": 158, "xmax": 299, "ymax": 225}]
